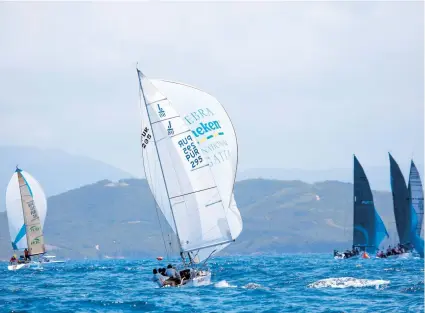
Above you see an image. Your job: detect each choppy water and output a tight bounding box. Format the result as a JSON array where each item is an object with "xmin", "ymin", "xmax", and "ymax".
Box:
[{"xmin": 0, "ymin": 254, "xmax": 423, "ymax": 312}]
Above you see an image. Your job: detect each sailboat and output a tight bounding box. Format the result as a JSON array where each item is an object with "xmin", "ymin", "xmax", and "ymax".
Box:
[
  {"xmin": 388, "ymin": 153, "xmax": 418, "ymax": 257},
  {"xmin": 334, "ymin": 156, "xmax": 389, "ymax": 259},
  {"xmin": 408, "ymin": 160, "xmax": 424, "ymax": 258},
  {"xmin": 137, "ymin": 69, "xmax": 242, "ymax": 287},
  {"xmin": 6, "ymin": 167, "xmax": 46, "ymax": 270}
]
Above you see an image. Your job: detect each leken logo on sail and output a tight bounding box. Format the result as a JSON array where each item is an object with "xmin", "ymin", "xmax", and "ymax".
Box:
[{"xmin": 184, "ymin": 108, "xmax": 225, "ymax": 144}]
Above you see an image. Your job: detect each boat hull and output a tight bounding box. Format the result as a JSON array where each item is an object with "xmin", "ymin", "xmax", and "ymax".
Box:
[
  {"xmin": 183, "ymin": 271, "xmax": 211, "ymax": 287},
  {"xmin": 7, "ymin": 262, "xmax": 43, "ymax": 271}
]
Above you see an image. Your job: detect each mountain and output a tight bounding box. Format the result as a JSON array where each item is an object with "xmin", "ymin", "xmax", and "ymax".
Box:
[
  {"xmin": 0, "ymin": 146, "xmax": 133, "ymax": 211},
  {"xmin": 0, "ymin": 178, "xmax": 397, "ymax": 259},
  {"xmin": 237, "ymin": 165, "xmax": 424, "ymax": 192}
]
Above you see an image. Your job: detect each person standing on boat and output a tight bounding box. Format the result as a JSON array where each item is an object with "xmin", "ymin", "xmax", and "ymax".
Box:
[{"xmin": 24, "ymin": 248, "xmax": 31, "ymax": 262}]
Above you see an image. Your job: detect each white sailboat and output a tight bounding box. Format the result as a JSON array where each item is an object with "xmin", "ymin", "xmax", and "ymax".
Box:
[
  {"xmin": 6, "ymin": 167, "xmax": 46, "ymax": 270},
  {"xmin": 137, "ymin": 69, "xmax": 243, "ymax": 287},
  {"xmin": 5, "ymin": 167, "xmax": 64, "ymax": 270}
]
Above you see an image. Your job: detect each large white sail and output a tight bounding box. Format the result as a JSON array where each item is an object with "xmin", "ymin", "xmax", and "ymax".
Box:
[
  {"xmin": 138, "ymin": 70, "xmax": 233, "ymax": 257},
  {"xmin": 409, "ymin": 161, "xmax": 424, "ymax": 238},
  {"xmin": 6, "ymin": 169, "xmax": 46, "ymax": 254},
  {"xmin": 148, "ymin": 80, "xmax": 242, "ymax": 260}
]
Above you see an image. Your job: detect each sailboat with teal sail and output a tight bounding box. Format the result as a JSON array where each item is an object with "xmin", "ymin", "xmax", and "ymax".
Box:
[
  {"xmin": 408, "ymin": 160, "xmax": 424, "ymax": 258},
  {"xmin": 334, "ymin": 156, "xmax": 389, "ymax": 259},
  {"xmin": 136, "ymin": 68, "xmax": 242, "ymax": 287}
]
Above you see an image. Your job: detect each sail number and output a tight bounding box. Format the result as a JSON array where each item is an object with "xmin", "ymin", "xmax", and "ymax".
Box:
[
  {"xmin": 178, "ymin": 135, "xmax": 203, "ymax": 169},
  {"xmin": 141, "ymin": 127, "xmax": 152, "ymax": 149}
]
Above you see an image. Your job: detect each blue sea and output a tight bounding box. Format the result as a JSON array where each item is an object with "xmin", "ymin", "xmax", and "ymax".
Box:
[{"xmin": 0, "ymin": 254, "xmax": 423, "ymax": 313}]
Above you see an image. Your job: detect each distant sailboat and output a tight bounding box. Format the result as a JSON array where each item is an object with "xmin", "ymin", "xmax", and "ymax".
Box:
[
  {"xmin": 408, "ymin": 160, "xmax": 424, "ymax": 258},
  {"xmin": 334, "ymin": 156, "xmax": 388, "ymax": 259},
  {"xmin": 389, "ymin": 154, "xmax": 412, "ymax": 246},
  {"xmin": 352, "ymin": 156, "xmax": 389, "ymax": 254},
  {"xmin": 137, "ymin": 69, "xmax": 242, "ymax": 287},
  {"xmin": 6, "ymin": 167, "xmax": 46, "ymax": 270}
]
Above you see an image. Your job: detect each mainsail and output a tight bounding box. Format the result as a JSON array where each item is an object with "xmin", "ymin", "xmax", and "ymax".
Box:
[
  {"xmin": 353, "ymin": 156, "xmax": 388, "ymax": 253},
  {"xmin": 6, "ymin": 168, "xmax": 46, "ymax": 255},
  {"xmin": 148, "ymin": 79, "xmax": 242, "ymax": 261},
  {"xmin": 408, "ymin": 160, "xmax": 424, "ymax": 257},
  {"xmin": 389, "ymin": 153, "xmax": 412, "ymax": 246},
  {"xmin": 137, "ymin": 70, "xmax": 234, "ymax": 263}
]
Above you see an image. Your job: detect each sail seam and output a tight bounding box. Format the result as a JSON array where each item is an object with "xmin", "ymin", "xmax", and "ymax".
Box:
[{"xmin": 169, "ymin": 186, "xmax": 216, "ymax": 200}]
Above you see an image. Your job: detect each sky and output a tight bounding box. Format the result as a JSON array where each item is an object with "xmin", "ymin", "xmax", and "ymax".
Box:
[{"xmin": 0, "ymin": 1, "xmax": 423, "ymax": 178}]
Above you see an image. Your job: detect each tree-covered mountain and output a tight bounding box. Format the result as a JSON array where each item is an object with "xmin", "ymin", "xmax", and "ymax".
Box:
[{"xmin": 0, "ymin": 178, "xmax": 396, "ymax": 260}]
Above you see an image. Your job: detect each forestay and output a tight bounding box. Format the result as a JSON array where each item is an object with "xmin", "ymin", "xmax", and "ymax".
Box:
[
  {"xmin": 6, "ymin": 169, "xmax": 46, "ymax": 255},
  {"xmin": 148, "ymin": 79, "xmax": 242, "ymax": 261},
  {"xmin": 138, "ymin": 70, "xmax": 233, "ymax": 257}
]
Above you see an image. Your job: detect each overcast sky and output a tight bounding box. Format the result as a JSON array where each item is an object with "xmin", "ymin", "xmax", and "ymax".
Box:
[{"xmin": 0, "ymin": 1, "xmax": 423, "ymax": 177}]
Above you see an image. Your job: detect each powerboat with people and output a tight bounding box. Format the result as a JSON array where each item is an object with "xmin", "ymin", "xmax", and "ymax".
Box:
[{"xmin": 136, "ymin": 69, "xmax": 243, "ymax": 288}]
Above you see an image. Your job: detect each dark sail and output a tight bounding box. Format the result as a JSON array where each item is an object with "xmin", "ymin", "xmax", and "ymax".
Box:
[
  {"xmin": 353, "ymin": 155, "xmax": 388, "ymax": 253},
  {"xmin": 389, "ymin": 153, "xmax": 411, "ymax": 245}
]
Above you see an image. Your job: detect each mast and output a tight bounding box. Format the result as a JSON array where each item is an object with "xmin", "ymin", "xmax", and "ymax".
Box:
[{"xmin": 137, "ymin": 69, "xmax": 184, "ymax": 261}]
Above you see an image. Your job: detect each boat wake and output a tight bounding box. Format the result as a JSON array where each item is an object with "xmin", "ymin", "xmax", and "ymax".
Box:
[
  {"xmin": 214, "ymin": 280, "xmax": 237, "ymax": 288},
  {"xmin": 308, "ymin": 277, "xmax": 390, "ymax": 289}
]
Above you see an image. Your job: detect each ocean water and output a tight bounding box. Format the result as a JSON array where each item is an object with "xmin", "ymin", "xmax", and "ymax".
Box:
[{"xmin": 0, "ymin": 254, "xmax": 423, "ymax": 313}]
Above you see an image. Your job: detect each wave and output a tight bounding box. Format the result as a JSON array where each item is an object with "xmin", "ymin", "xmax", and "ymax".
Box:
[{"xmin": 308, "ymin": 277, "xmax": 390, "ymax": 289}]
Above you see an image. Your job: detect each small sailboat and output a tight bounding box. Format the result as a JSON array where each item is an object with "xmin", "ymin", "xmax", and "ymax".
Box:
[
  {"xmin": 407, "ymin": 160, "xmax": 424, "ymax": 258},
  {"xmin": 334, "ymin": 156, "xmax": 389, "ymax": 259},
  {"xmin": 6, "ymin": 167, "xmax": 46, "ymax": 270},
  {"xmin": 136, "ymin": 69, "xmax": 242, "ymax": 287}
]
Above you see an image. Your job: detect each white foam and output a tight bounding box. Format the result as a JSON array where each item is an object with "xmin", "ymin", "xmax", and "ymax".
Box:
[
  {"xmin": 243, "ymin": 283, "xmax": 264, "ymax": 289},
  {"xmin": 214, "ymin": 280, "xmax": 237, "ymax": 288},
  {"xmin": 308, "ymin": 277, "xmax": 390, "ymax": 289}
]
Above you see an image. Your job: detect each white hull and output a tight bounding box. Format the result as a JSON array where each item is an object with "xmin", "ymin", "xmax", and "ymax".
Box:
[
  {"xmin": 183, "ymin": 271, "xmax": 211, "ymax": 287},
  {"xmin": 7, "ymin": 262, "xmax": 43, "ymax": 271}
]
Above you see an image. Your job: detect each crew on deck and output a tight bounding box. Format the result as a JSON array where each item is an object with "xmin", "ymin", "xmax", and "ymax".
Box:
[{"xmin": 24, "ymin": 248, "xmax": 31, "ymax": 262}]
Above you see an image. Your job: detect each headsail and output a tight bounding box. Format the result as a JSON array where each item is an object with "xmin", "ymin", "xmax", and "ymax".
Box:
[
  {"xmin": 137, "ymin": 70, "xmax": 233, "ymax": 261},
  {"xmin": 148, "ymin": 79, "xmax": 242, "ymax": 261},
  {"xmin": 6, "ymin": 168, "xmax": 46, "ymax": 255},
  {"xmin": 389, "ymin": 153, "xmax": 412, "ymax": 246},
  {"xmin": 408, "ymin": 160, "xmax": 424, "ymax": 257},
  {"xmin": 353, "ymin": 156, "xmax": 388, "ymax": 253}
]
